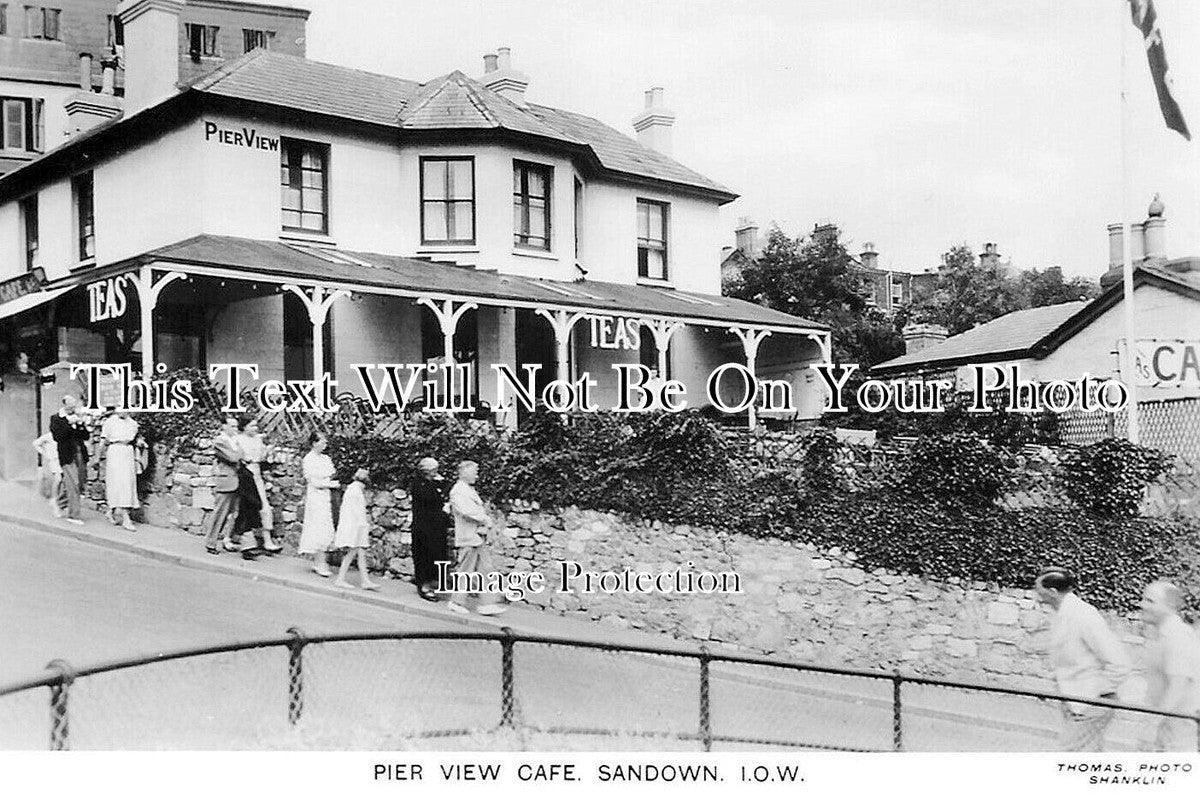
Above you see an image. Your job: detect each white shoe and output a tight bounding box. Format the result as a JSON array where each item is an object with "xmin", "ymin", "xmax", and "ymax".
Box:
[
  {"xmin": 65, "ymin": 518, "xmax": 84, "ymax": 526},
  {"xmin": 446, "ymin": 601, "xmax": 470, "ymax": 616},
  {"xmin": 476, "ymin": 604, "xmax": 506, "ymax": 616}
]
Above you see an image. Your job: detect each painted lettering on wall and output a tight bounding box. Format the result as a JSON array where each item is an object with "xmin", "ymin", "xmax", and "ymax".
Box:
[
  {"xmin": 1137, "ymin": 339, "xmax": 1200, "ymax": 387},
  {"xmin": 203, "ymin": 121, "xmax": 280, "ymax": 151},
  {"xmin": 588, "ymin": 316, "xmax": 642, "ymax": 351},
  {"xmin": 87, "ymin": 275, "xmax": 130, "ymax": 323}
]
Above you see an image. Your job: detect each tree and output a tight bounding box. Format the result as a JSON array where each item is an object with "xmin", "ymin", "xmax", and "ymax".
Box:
[
  {"xmin": 911, "ymin": 244, "xmax": 1024, "ymax": 335},
  {"xmin": 726, "ymin": 226, "xmax": 901, "ymax": 365},
  {"xmin": 1016, "ymin": 265, "xmax": 1100, "ymax": 308}
]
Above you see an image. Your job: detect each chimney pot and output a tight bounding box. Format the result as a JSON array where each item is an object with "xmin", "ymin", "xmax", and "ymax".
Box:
[
  {"xmin": 483, "ymin": 53, "xmax": 498, "ymax": 73},
  {"xmin": 734, "ymin": 217, "xmax": 759, "ymax": 256},
  {"xmin": 497, "ymin": 46, "xmax": 512, "ymax": 69},
  {"xmin": 861, "ymin": 242, "xmax": 879, "ymax": 271},
  {"xmin": 78, "ymin": 53, "xmax": 94, "ymax": 91}
]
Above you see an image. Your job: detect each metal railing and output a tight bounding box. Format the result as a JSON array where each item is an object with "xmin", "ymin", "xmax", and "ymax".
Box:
[{"xmin": 1, "ymin": 629, "xmax": 1197, "ymax": 752}]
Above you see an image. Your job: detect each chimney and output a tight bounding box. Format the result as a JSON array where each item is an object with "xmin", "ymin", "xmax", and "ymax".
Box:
[
  {"xmin": 1107, "ymin": 223, "xmax": 1124, "ymax": 271},
  {"xmin": 480, "ymin": 46, "xmax": 530, "ymax": 107},
  {"xmin": 980, "ymin": 242, "xmax": 1000, "ymax": 269},
  {"xmin": 64, "ymin": 52, "xmax": 121, "ymax": 136},
  {"xmin": 902, "ymin": 323, "xmax": 948, "ymax": 355},
  {"xmin": 632, "ymin": 86, "xmax": 675, "ymax": 155},
  {"xmin": 734, "ymin": 216, "xmax": 759, "ymax": 255},
  {"xmin": 860, "ymin": 241, "xmax": 879, "ymax": 271},
  {"xmin": 812, "ymin": 222, "xmax": 839, "ymax": 245},
  {"xmin": 117, "ymin": 0, "xmax": 185, "ymax": 116},
  {"xmin": 1144, "ymin": 194, "xmax": 1166, "ymax": 262}
]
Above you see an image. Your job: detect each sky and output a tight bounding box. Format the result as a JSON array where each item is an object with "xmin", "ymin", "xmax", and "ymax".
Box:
[{"xmin": 294, "ymin": 0, "xmax": 1200, "ymax": 278}]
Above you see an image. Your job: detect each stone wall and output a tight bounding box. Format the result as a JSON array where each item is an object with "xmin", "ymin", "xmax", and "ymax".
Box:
[{"xmin": 123, "ymin": 443, "xmax": 1149, "ymax": 693}]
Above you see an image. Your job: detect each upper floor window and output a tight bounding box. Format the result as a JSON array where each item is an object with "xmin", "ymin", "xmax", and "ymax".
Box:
[
  {"xmin": 421, "ymin": 157, "xmax": 474, "ymax": 245},
  {"xmin": 1, "ymin": 97, "xmax": 44, "ymax": 152},
  {"xmin": 890, "ymin": 281, "xmax": 904, "ymax": 306},
  {"xmin": 24, "ymin": 6, "xmax": 59, "ymax": 40},
  {"xmin": 243, "ymin": 28, "xmax": 273, "ymax": 53},
  {"xmin": 280, "ymin": 138, "xmax": 329, "ymax": 234},
  {"xmin": 573, "ymin": 177, "xmax": 583, "ymax": 261},
  {"xmin": 19, "ymin": 194, "xmax": 37, "ymax": 271},
  {"xmin": 636, "ymin": 199, "xmax": 668, "ymax": 280},
  {"xmin": 513, "ymin": 161, "xmax": 551, "ymax": 250},
  {"xmin": 0, "ymin": 6, "xmax": 7, "ymax": 36},
  {"xmin": 186, "ymin": 23, "xmax": 219, "ymax": 59},
  {"xmin": 73, "ymin": 171, "xmax": 94, "ymax": 261}
]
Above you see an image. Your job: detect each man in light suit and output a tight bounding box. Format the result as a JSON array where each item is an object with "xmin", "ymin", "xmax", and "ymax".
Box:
[{"xmin": 203, "ymin": 416, "xmax": 244, "ymax": 555}]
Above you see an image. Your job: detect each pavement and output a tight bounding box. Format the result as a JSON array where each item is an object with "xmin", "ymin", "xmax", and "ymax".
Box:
[{"xmin": 0, "ymin": 480, "xmax": 1172, "ymax": 751}]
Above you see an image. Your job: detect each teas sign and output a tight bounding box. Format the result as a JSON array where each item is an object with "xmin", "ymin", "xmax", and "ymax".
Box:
[
  {"xmin": 588, "ymin": 315, "xmax": 642, "ymax": 351},
  {"xmin": 1135, "ymin": 339, "xmax": 1200, "ymax": 387},
  {"xmin": 88, "ymin": 275, "xmax": 131, "ymax": 323}
]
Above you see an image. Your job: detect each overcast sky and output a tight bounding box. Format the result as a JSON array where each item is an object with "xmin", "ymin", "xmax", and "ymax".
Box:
[{"xmin": 295, "ymin": 0, "xmax": 1200, "ymax": 278}]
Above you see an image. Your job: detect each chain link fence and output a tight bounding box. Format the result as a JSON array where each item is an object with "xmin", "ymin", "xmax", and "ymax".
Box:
[{"xmin": 2, "ymin": 630, "xmax": 1196, "ymax": 752}]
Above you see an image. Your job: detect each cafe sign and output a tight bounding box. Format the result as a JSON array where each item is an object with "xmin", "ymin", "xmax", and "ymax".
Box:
[
  {"xmin": 587, "ymin": 315, "xmax": 642, "ymax": 351},
  {"xmin": 87, "ymin": 274, "xmax": 132, "ymax": 323},
  {"xmin": 0, "ymin": 267, "xmax": 47, "ymax": 306},
  {"xmin": 1132, "ymin": 339, "xmax": 1200, "ymax": 387}
]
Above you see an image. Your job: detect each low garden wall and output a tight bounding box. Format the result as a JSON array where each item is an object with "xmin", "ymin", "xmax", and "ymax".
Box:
[{"xmin": 122, "ymin": 441, "xmax": 1157, "ymax": 693}]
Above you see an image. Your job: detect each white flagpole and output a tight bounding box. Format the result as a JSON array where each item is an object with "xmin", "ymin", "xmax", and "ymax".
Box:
[{"xmin": 1120, "ymin": 0, "xmax": 1140, "ymax": 443}]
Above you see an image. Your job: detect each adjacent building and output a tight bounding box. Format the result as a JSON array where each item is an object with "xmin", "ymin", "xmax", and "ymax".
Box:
[
  {"xmin": 0, "ymin": 0, "xmax": 831, "ymax": 477},
  {"xmin": 0, "ymin": 0, "xmax": 308, "ymax": 175}
]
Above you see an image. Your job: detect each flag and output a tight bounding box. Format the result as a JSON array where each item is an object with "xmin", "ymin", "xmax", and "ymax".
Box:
[{"xmin": 1129, "ymin": 0, "xmax": 1191, "ymax": 140}]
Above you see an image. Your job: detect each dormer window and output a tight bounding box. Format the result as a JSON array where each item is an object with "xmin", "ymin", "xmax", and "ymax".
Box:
[{"xmin": 243, "ymin": 28, "xmax": 273, "ymax": 53}]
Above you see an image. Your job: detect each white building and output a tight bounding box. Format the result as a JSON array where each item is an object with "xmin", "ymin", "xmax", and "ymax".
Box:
[{"xmin": 0, "ymin": 0, "xmax": 830, "ymax": 477}]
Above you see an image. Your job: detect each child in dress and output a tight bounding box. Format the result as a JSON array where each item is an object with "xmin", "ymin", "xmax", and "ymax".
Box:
[
  {"xmin": 333, "ymin": 468, "xmax": 380, "ymax": 590},
  {"xmin": 32, "ymin": 432, "xmax": 62, "ymax": 517}
]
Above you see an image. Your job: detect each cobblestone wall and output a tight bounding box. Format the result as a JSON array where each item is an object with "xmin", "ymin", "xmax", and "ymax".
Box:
[{"xmin": 135, "ymin": 443, "xmax": 1149, "ymax": 692}]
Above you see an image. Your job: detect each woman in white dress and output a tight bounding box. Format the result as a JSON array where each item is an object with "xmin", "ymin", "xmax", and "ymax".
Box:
[
  {"xmin": 101, "ymin": 409, "xmax": 139, "ymax": 532},
  {"xmin": 298, "ymin": 432, "xmax": 339, "ymax": 577}
]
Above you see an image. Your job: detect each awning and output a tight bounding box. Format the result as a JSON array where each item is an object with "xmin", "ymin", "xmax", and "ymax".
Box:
[
  {"xmin": 0, "ymin": 285, "xmax": 71, "ymax": 322},
  {"xmin": 110, "ymin": 234, "xmax": 829, "ymax": 337}
]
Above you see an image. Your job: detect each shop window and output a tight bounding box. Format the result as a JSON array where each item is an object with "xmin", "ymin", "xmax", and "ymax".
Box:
[
  {"xmin": 186, "ymin": 23, "xmax": 219, "ymax": 59},
  {"xmin": 24, "ymin": 6, "xmax": 59, "ymax": 40},
  {"xmin": 242, "ymin": 28, "xmax": 273, "ymax": 52},
  {"xmin": 19, "ymin": 194, "xmax": 37, "ymax": 271},
  {"xmin": 72, "ymin": 171, "xmax": 94, "ymax": 261},
  {"xmin": 513, "ymin": 160, "xmax": 551, "ymax": 250},
  {"xmin": 280, "ymin": 138, "xmax": 329, "ymax": 234},
  {"xmin": 637, "ymin": 199, "xmax": 668, "ymax": 280},
  {"xmin": 420, "ymin": 157, "xmax": 474, "ymax": 245},
  {"xmin": 1, "ymin": 97, "xmax": 42, "ymax": 152}
]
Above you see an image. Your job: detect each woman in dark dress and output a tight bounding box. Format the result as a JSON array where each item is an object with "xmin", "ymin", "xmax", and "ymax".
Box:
[{"xmin": 409, "ymin": 457, "xmax": 451, "ymax": 601}]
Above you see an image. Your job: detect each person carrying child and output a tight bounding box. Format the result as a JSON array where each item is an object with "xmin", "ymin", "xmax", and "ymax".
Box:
[{"xmin": 333, "ymin": 467, "xmax": 380, "ymax": 590}]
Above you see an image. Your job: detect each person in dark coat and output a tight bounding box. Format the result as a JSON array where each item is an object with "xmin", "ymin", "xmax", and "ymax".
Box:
[
  {"xmin": 409, "ymin": 456, "xmax": 451, "ymax": 601},
  {"xmin": 49, "ymin": 395, "xmax": 90, "ymax": 524}
]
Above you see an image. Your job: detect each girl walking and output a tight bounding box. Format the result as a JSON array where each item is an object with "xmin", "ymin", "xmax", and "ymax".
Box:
[{"xmin": 333, "ymin": 468, "xmax": 379, "ymax": 590}]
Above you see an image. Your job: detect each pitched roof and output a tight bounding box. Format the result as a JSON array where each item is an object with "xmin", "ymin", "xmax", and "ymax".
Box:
[
  {"xmin": 873, "ymin": 301, "xmax": 1089, "ymax": 373},
  {"xmin": 185, "ymin": 51, "xmax": 732, "ymax": 198},
  {"xmin": 104, "ymin": 235, "xmax": 824, "ymax": 333}
]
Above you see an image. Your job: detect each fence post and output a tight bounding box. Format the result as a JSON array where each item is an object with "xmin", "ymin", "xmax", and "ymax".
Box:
[
  {"xmin": 499, "ymin": 627, "xmax": 515, "ymax": 728},
  {"xmin": 46, "ymin": 659, "xmax": 74, "ymax": 751},
  {"xmin": 891, "ymin": 671, "xmax": 903, "ymax": 752},
  {"xmin": 286, "ymin": 627, "xmax": 307, "ymax": 726},
  {"xmin": 698, "ymin": 646, "xmax": 713, "ymax": 752}
]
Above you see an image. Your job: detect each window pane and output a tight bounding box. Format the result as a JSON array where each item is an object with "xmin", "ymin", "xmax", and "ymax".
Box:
[
  {"xmin": 646, "ymin": 249, "xmax": 666, "ymax": 280},
  {"xmin": 513, "ymin": 167, "xmax": 522, "ymax": 194},
  {"xmin": 528, "ymin": 205, "xmax": 545, "ymax": 239},
  {"xmin": 301, "ymin": 169, "xmax": 323, "ymax": 189},
  {"xmin": 637, "ymin": 202, "xmax": 649, "ymax": 238},
  {"xmin": 282, "ymin": 210, "xmax": 302, "ymax": 228},
  {"xmin": 301, "ymin": 149, "xmax": 322, "ymax": 171},
  {"xmin": 423, "ymin": 161, "xmax": 446, "ymax": 200},
  {"xmin": 301, "ymin": 212, "xmax": 323, "ymax": 232},
  {"xmin": 649, "ymin": 203, "xmax": 664, "ymax": 239},
  {"xmin": 301, "ymin": 189, "xmax": 323, "ymax": 212},
  {"xmin": 26, "ymin": 7, "xmax": 41, "ymax": 37},
  {"xmin": 449, "ymin": 160, "xmax": 472, "ymax": 199},
  {"xmin": 423, "ymin": 202, "xmax": 446, "ymax": 240},
  {"xmin": 528, "ymin": 169, "xmax": 546, "ymax": 198},
  {"xmin": 43, "ymin": 8, "xmax": 59, "ymax": 40},
  {"xmin": 4, "ymin": 100, "xmax": 24, "ymax": 149},
  {"xmin": 513, "ymin": 200, "xmax": 525, "ymax": 236},
  {"xmin": 452, "ymin": 201, "xmax": 473, "ymax": 240},
  {"xmin": 281, "ymin": 186, "xmax": 301, "ymax": 211}
]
